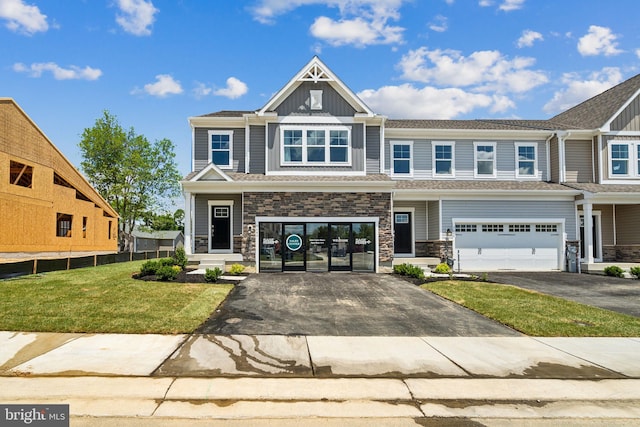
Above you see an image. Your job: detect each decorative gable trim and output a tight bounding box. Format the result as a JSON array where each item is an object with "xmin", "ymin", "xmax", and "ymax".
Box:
[
  {"xmin": 601, "ymin": 88, "xmax": 640, "ymax": 132},
  {"xmin": 189, "ymin": 163, "xmax": 234, "ymax": 182}
]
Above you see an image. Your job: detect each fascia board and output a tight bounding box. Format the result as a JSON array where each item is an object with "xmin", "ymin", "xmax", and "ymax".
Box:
[{"xmin": 188, "ymin": 116, "xmax": 247, "ymax": 128}]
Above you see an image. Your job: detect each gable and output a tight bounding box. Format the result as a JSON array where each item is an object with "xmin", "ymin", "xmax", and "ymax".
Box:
[
  {"xmin": 275, "ymin": 81, "xmax": 357, "ymax": 117},
  {"xmin": 610, "ymin": 93, "xmax": 640, "ymax": 131}
]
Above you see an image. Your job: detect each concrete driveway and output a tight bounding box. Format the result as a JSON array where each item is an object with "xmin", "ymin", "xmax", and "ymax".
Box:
[
  {"xmin": 488, "ymin": 272, "xmax": 640, "ymax": 318},
  {"xmin": 197, "ymin": 273, "xmax": 520, "ymax": 336}
]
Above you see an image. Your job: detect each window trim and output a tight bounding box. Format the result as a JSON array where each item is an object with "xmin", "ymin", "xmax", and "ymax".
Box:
[
  {"xmin": 280, "ymin": 125, "xmax": 352, "ymax": 166},
  {"xmin": 207, "ymin": 130, "xmax": 234, "ymax": 169},
  {"xmin": 607, "ymin": 141, "xmax": 639, "ymax": 178},
  {"xmin": 473, "ymin": 141, "xmax": 497, "ymax": 178},
  {"xmin": 515, "ymin": 142, "xmax": 538, "ymax": 179},
  {"xmin": 390, "ymin": 141, "xmax": 413, "ymax": 177},
  {"xmin": 432, "ymin": 141, "xmax": 455, "ymax": 178}
]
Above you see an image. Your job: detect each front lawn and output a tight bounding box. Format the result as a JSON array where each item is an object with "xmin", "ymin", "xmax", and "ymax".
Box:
[
  {"xmin": 422, "ymin": 280, "xmax": 640, "ymax": 337},
  {"xmin": 0, "ymin": 261, "xmax": 233, "ymax": 334}
]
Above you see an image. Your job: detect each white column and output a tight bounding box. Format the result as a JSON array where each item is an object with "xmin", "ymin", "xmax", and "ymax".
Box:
[
  {"xmin": 583, "ymin": 202, "xmax": 594, "ymax": 264},
  {"xmin": 183, "ymin": 191, "xmax": 193, "ymax": 255}
]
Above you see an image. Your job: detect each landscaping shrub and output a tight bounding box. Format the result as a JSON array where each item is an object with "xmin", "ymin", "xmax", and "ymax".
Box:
[
  {"xmin": 229, "ymin": 263, "xmax": 245, "ymax": 275},
  {"xmin": 604, "ymin": 265, "xmax": 624, "ymax": 278},
  {"xmin": 139, "ymin": 260, "xmax": 161, "ymax": 277},
  {"xmin": 204, "ymin": 267, "xmax": 223, "ymax": 283},
  {"xmin": 159, "ymin": 257, "xmax": 175, "ymax": 267},
  {"xmin": 393, "ymin": 263, "xmax": 425, "ymax": 280},
  {"xmin": 630, "ymin": 266, "xmax": 640, "ymax": 279},
  {"xmin": 156, "ymin": 265, "xmax": 180, "ymax": 281},
  {"xmin": 433, "ymin": 263, "xmax": 452, "ymax": 274},
  {"xmin": 173, "ymin": 247, "xmax": 188, "ymax": 269}
]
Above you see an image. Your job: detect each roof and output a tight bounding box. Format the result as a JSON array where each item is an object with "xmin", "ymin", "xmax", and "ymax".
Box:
[
  {"xmin": 394, "ymin": 180, "xmax": 575, "ymax": 192},
  {"xmin": 225, "ymin": 172, "xmax": 392, "ymax": 182},
  {"xmin": 385, "ymin": 119, "xmax": 573, "ymax": 131},
  {"xmin": 549, "ymin": 73, "xmax": 640, "ymax": 129},
  {"xmin": 132, "ymin": 227, "xmax": 183, "ymax": 240},
  {"xmin": 562, "ymin": 183, "xmax": 640, "ymax": 193},
  {"xmin": 198, "ymin": 110, "xmax": 254, "ymax": 118}
]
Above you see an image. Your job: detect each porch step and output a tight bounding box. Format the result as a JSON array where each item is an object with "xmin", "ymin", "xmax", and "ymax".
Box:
[
  {"xmin": 188, "ymin": 253, "xmax": 244, "ymax": 272},
  {"xmin": 198, "ymin": 260, "xmax": 225, "ymax": 271}
]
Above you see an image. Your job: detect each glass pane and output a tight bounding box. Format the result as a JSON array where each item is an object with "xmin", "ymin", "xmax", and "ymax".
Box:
[
  {"xmin": 394, "ymin": 159, "xmax": 410, "ymax": 174},
  {"xmin": 519, "ymin": 161, "xmax": 534, "ymax": 175},
  {"xmin": 306, "ymin": 223, "xmax": 329, "ymax": 272},
  {"xmin": 259, "ymin": 223, "xmax": 282, "ymax": 271},
  {"xmin": 393, "ymin": 145, "xmax": 410, "ymax": 159},
  {"xmin": 212, "ymin": 151, "xmax": 229, "ymax": 166},
  {"xmin": 476, "ymin": 145, "xmax": 494, "ymax": 159},
  {"xmin": 330, "ymin": 147, "xmax": 347, "ymax": 162},
  {"xmin": 211, "ymin": 134, "xmax": 229, "ymax": 150},
  {"xmin": 330, "ymin": 130, "xmax": 348, "ymax": 146},
  {"xmin": 284, "ymin": 224, "xmax": 305, "ymax": 269},
  {"xmin": 435, "ymin": 160, "xmax": 451, "ymax": 174},
  {"xmin": 477, "ymin": 160, "xmax": 493, "ymax": 175},
  {"xmin": 307, "ymin": 146, "xmax": 325, "ymax": 162},
  {"xmin": 330, "ymin": 224, "xmax": 351, "ymax": 268},
  {"xmin": 518, "ymin": 146, "xmax": 535, "ymax": 160},
  {"xmin": 352, "ymin": 223, "xmax": 375, "ymax": 271},
  {"xmin": 611, "ymin": 144, "xmax": 628, "ymax": 159},
  {"xmin": 612, "ymin": 159, "xmax": 628, "ymax": 175},
  {"xmin": 284, "ymin": 130, "xmax": 302, "ymax": 146},
  {"xmin": 307, "ymin": 130, "xmax": 325, "ymax": 146},
  {"xmin": 284, "ymin": 147, "xmax": 302, "ymax": 162},
  {"xmin": 435, "ymin": 145, "xmax": 452, "ymax": 159}
]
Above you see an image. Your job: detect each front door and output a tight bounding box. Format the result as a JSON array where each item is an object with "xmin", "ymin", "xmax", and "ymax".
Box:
[
  {"xmin": 210, "ymin": 205, "xmax": 231, "ymax": 251},
  {"xmin": 329, "ymin": 223, "xmax": 352, "ymax": 271},
  {"xmin": 394, "ymin": 212, "xmax": 412, "ymax": 254},
  {"xmin": 283, "ymin": 224, "xmax": 305, "ymax": 271}
]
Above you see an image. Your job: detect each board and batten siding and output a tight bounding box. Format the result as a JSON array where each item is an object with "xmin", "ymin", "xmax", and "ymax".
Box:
[
  {"xmin": 565, "ymin": 140, "xmax": 593, "ymax": 183},
  {"xmin": 441, "ymin": 200, "xmax": 576, "ymax": 240},
  {"xmin": 266, "ymin": 122, "xmax": 365, "ymax": 172},
  {"xmin": 394, "ymin": 201, "xmax": 427, "ymax": 240},
  {"xmin": 275, "ymin": 81, "xmax": 357, "ymax": 117},
  {"xmin": 365, "ymin": 125, "xmax": 381, "ymax": 174},
  {"xmin": 614, "ymin": 205, "xmax": 640, "ymax": 245},
  {"xmin": 249, "ymin": 125, "xmax": 266, "ymax": 174},
  {"xmin": 194, "ymin": 194, "xmax": 243, "ymax": 236},
  {"xmin": 611, "ymin": 94, "xmax": 640, "ymax": 131},
  {"xmin": 193, "ymin": 127, "xmax": 245, "ymax": 173}
]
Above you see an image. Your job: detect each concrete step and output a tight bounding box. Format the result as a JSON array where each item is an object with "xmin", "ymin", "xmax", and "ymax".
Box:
[{"xmin": 198, "ymin": 260, "xmax": 225, "ymax": 270}]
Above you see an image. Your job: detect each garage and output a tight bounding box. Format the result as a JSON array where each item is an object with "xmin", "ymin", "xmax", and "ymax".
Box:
[{"xmin": 453, "ymin": 221, "xmax": 563, "ymax": 271}]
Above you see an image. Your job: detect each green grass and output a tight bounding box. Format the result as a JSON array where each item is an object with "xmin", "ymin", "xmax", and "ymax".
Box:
[
  {"xmin": 422, "ymin": 280, "xmax": 640, "ymax": 337},
  {"xmin": 0, "ymin": 261, "xmax": 233, "ymax": 334}
]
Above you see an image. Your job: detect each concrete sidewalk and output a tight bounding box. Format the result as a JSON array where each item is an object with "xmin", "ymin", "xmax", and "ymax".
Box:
[{"xmin": 1, "ymin": 332, "xmax": 640, "ymax": 422}]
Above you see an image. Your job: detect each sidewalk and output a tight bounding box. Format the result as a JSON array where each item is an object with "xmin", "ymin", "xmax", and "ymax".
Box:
[{"xmin": 1, "ymin": 332, "xmax": 640, "ymax": 422}]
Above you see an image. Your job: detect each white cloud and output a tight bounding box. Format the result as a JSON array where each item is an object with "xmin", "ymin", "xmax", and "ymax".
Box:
[
  {"xmin": 115, "ymin": 0, "xmax": 158, "ymax": 36},
  {"xmin": 428, "ymin": 15, "xmax": 448, "ymax": 32},
  {"xmin": 517, "ymin": 30, "xmax": 543, "ymax": 48},
  {"xmin": 478, "ymin": 0, "xmax": 493, "ymax": 6},
  {"xmin": 137, "ymin": 74, "xmax": 183, "ymax": 97},
  {"xmin": 310, "ymin": 15, "xmax": 402, "ymax": 46},
  {"xmin": 0, "ymin": 0, "xmax": 48, "ymax": 35},
  {"xmin": 13, "ymin": 62, "xmax": 102, "ymax": 80},
  {"xmin": 543, "ymin": 67, "xmax": 623, "ymax": 114},
  {"xmin": 577, "ymin": 25, "xmax": 622, "ymax": 57},
  {"xmin": 499, "ymin": 0, "xmax": 525, "ymax": 11},
  {"xmin": 214, "ymin": 77, "xmax": 249, "ymax": 99},
  {"xmin": 398, "ymin": 47, "xmax": 548, "ymax": 94},
  {"xmin": 636, "ymin": 48, "xmax": 640, "ymax": 59}
]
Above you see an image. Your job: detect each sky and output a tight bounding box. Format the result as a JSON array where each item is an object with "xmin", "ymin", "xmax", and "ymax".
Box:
[{"xmin": 2, "ymin": 0, "xmax": 640, "ymax": 183}]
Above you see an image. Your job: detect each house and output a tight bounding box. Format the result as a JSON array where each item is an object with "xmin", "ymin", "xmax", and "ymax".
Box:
[
  {"xmin": 132, "ymin": 226, "xmax": 184, "ymax": 253},
  {"xmin": 0, "ymin": 98, "xmax": 118, "ymax": 256},
  {"xmin": 180, "ymin": 57, "xmax": 640, "ymax": 272}
]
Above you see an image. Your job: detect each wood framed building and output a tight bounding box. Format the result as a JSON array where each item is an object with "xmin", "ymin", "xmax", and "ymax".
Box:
[{"xmin": 0, "ymin": 98, "xmax": 118, "ymax": 255}]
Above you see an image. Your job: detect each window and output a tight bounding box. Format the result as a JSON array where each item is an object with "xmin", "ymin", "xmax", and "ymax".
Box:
[
  {"xmin": 395, "ymin": 213, "xmax": 409, "ymax": 224},
  {"xmin": 455, "ymin": 224, "xmax": 477, "ymax": 233},
  {"xmin": 310, "ymin": 90, "xmax": 323, "ymax": 110},
  {"xmin": 391, "ymin": 141, "xmax": 412, "ymax": 175},
  {"xmin": 482, "ymin": 224, "xmax": 504, "ymax": 232},
  {"xmin": 509, "ymin": 224, "xmax": 530, "ymax": 233},
  {"xmin": 516, "ymin": 143, "xmax": 537, "ymax": 177},
  {"xmin": 82, "ymin": 217, "xmax": 88, "ymax": 238},
  {"xmin": 280, "ymin": 126, "xmax": 351, "ymax": 166},
  {"xmin": 57, "ymin": 213, "xmax": 72, "ymax": 237},
  {"xmin": 208, "ymin": 130, "xmax": 233, "ymax": 169},
  {"xmin": 474, "ymin": 142, "xmax": 496, "ymax": 177},
  {"xmin": 433, "ymin": 142, "xmax": 454, "ymax": 176},
  {"xmin": 536, "ymin": 224, "xmax": 558, "ymax": 233},
  {"xmin": 214, "ymin": 207, "xmax": 229, "ymax": 218},
  {"xmin": 9, "ymin": 160, "xmax": 33, "ymax": 188},
  {"xmin": 108, "ymin": 220, "xmax": 113, "ymax": 240},
  {"xmin": 610, "ymin": 143, "xmax": 629, "ymax": 176}
]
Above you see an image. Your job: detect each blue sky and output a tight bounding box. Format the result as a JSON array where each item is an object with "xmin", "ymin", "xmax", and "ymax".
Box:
[{"xmin": 2, "ymin": 0, "xmax": 640, "ymax": 179}]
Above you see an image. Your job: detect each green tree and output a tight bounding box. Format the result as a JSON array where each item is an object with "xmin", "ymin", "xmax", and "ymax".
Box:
[
  {"xmin": 142, "ymin": 209, "xmax": 184, "ymax": 231},
  {"xmin": 79, "ymin": 111, "xmax": 182, "ymax": 252}
]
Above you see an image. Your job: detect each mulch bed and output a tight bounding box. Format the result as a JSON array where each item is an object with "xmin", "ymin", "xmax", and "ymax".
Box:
[{"xmin": 134, "ymin": 269, "xmax": 248, "ymax": 284}]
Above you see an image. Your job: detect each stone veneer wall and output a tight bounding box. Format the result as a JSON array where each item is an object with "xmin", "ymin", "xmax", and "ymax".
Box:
[
  {"xmin": 613, "ymin": 245, "xmax": 640, "ymax": 262},
  {"xmin": 242, "ymin": 192, "xmax": 392, "ymax": 263},
  {"xmin": 193, "ymin": 235, "xmax": 242, "ymax": 253}
]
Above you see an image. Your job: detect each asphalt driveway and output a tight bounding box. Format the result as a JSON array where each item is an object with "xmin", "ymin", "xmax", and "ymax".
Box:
[
  {"xmin": 197, "ymin": 273, "xmax": 520, "ymax": 336},
  {"xmin": 488, "ymin": 272, "xmax": 640, "ymax": 318}
]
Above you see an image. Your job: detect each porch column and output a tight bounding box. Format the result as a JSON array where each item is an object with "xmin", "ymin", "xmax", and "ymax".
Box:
[
  {"xmin": 583, "ymin": 202, "xmax": 594, "ymax": 264},
  {"xmin": 183, "ymin": 191, "xmax": 193, "ymax": 255}
]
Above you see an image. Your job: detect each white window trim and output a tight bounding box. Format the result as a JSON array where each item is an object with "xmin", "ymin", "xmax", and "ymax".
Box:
[
  {"xmin": 515, "ymin": 142, "xmax": 538, "ymax": 179},
  {"xmin": 390, "ymin": 140, "xmax": 413, "ymax": 177},
  {"xmin": 280, "ymin": 125, "xmax": 352, "ymax": 166},
  {"xmin": 207, "ymin": 130, "xmax": 233, "ymax": 169},
  {"xmin": 432, "ymin": 141, "xmax": 455, "ymax": 178},
  {"xmin": 473, "ymin": 141, "xmax": 497, "ymax": 178},
  {"xmin": 607, "ymin": 141, "xmax": 638, "ymax": 179}
]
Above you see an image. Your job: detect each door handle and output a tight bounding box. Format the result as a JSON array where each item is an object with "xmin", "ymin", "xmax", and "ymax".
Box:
[
  {"xmin": 478, "ymin": 248, "xmax": 482, "ymax": 255},
  {"xmin": 532, "ymin": 248, "xmax": 536, "ymax": 255}
]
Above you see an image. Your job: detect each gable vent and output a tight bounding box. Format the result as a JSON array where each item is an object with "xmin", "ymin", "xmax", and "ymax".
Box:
[{"xmin": 300, "ymin": 64, "xmax": 332, "ymax": 83}]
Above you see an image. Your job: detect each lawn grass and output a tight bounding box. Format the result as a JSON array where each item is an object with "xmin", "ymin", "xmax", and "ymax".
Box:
[
  {"xmin": 0, "ymin": 261, "xmax": 233, "ymax": 334},
  {"xmin": 422, "ymin": 280, "xmax": 640, "ymax": 337}
]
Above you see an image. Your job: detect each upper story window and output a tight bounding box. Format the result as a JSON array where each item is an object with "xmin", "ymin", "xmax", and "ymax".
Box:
[
  {"xmin": 208, "ymin": 130, "xmax": 233, "ymax": 169},
  {"xmin": 10, "ymin": 160, "xmax": 33, "ymax": 188},
  {"xmin": 433, "ymin": 142, "xmax": 454, "ymax": 177},
  {"xmin": 515, "ymin": 143, "xmax": 537, "ymax": 178},
  {"xmin": 610, "ymin": 142, "xmax": 630, "ymax": 176},
  {"xmin": 281, "ymin": 126, "xmax": 351, "ymax": 166},
  {"xmin": 474, "ymin": 142, "xmax": 496, "ymax": 178},
  {"xmin": 391, "ymin": 141, "xmax": 413, "ymax": 176}
]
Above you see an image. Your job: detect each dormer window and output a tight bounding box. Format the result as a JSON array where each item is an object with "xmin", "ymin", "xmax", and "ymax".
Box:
[
  {"xmin": 208, "ymin": 130, "xmax": 233, "ymax": 169},
  {"xmin": 281, "ymin": 125, "xmax": 351, "ymax": 166},
  {"xmin": 310, "ymin": 90, "xmax": 323, "ymax": 110}
]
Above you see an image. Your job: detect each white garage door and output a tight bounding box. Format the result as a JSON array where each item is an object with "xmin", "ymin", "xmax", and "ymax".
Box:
[{"xmin": 454, "ymin": 223, "xmax": 561, "ymax": 271}]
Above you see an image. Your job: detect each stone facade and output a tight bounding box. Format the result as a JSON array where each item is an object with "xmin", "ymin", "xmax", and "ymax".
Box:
[
  {"xmin": 613, "ymin": 245, "xmax": 640, "ymax": 262},
  {"xmin": 242, "ymin": 191, "xmax": 393, "ymax": 263}
]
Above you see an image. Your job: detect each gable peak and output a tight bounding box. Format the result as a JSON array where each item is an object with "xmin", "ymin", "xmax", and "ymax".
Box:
[{"xmin": 299, "ymin": 62, "xmax": 333, "ymax": 83}]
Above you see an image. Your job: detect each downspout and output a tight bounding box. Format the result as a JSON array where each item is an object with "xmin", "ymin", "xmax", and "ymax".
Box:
[
  {"xmin": 597, "ymin": 132, "xmax": 604, "ymax": 184},
  {"xmin": 557, "ymin": 131, "xmax": 571, "ymax": 183},
  {"xmin": 545, "ymin": 132, "xmax": 553, "ymax": 181}
]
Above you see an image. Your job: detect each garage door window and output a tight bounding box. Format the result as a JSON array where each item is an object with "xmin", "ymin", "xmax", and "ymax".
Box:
[
  {"xmin": 508, "ymin": 224, "xmax": 530, "ymax": 233},
  {"xmin": 455, "ymin": 224, "xmax": 477, "ymax": 233},
  {"xmin": 482, "ymin": 224, "xmax": 503, "ymax": 232},
  {"xmin": 536, "ymin": 224, "xmax": 558, "ymax": 232}
]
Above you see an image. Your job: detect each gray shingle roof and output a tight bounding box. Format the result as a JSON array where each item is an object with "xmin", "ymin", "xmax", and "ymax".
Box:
[
  {"xmin": 198, "ymin": 110, "xmax": 254, "ymax": 118},
  {"xmin": 226, "ymin": 172, "xmax": 392, "ymax": 182},
  {"xmin": 394, "ymin": 180, "xmax": 574, "ymax": 191},
  {"xmin": 385, "ymin": 119, "xmax": 567, "ymax": 131},
  {"xmin": 562, "ymin": 183, "xmax": 640, "ymax": 193}
]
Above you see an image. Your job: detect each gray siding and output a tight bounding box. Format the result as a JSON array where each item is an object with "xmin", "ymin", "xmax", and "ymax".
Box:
[
  {"xmin": 594, "ymin": 204, "xmax": 614, "ymax": 246},
  {"xmin": 549, "ymin": 136, "xmax": 560, "ymax": 182},
  {"xmin": 565, "ymin": 140, "xmax": 593, "ymax": 183},
  {"xmin": 194, "ymin": 194, "xmax": 243, "ymax": 236},
  {"xmin": 441, "ymin": 200, "xmax": 576, "ymax": 240},
  {"xmin": 275, "ymin": 81, "xmax": 357, "ymax": 116},
  {"xmin": 427, "ymin": 201, "xmax": 440, "ymax": 240},
  {"xmin": 615, "ymin": 205, "xmax": 640, "ymax": 245},
  {"xmin": 193, "ymin": 127, "xmax": 245, "ymax": 172},
  {"xmin": 611, "ymin": 94, "xmax": 640, "ymax": 131},
  {"xmin": 249, "ymin": 125, "xmax": 266, "ymax": 174},
  {"xmin": 267, "ymin": 123, "xmax": 365, "ymax": 172},
  {"xmin": 394, "ymin": 201, "xmax": 426, "ymax": 240},
  {"xmin": 365, "ymin": 125, "xmax": 380, "ymax": 173}
]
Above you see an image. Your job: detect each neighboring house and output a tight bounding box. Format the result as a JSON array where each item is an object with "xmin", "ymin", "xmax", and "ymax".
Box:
[
  {"xmin": 0, "ymin": 98, "xmax": 118, "ymax": 256},
  {"xmin": 132, "ymin": 226, "xmax": 184, "ymax": 252},
  {"xmin": 180, "ymin": 57, "xmax": 640, "ymax": 272}
]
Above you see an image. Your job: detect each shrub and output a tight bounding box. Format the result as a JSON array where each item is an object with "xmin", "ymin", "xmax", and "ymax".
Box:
[
  {"xmin": 173, "ymin": 247, "xmax": 188, "ymax": 269},
  {"xmin": 159, "ymin": 257, "xmax": 175, "ymax": 267},
  {"xmin": 604, "ymin": 265, "xmax": 624, "ymax": 278},
  {"xmin": 393, "ymin": 263, "xmax": 425, "ymax": 280},
  {"xmin": 229, "ymin": 263, "xmax": 245, "ymax": 275},
  {"xmin": 139, "ymin": 260, "xmax": 160, "ymax": 277},
  {"xmin": 630, "ymin": 266, "xmax": 640, "ymax": 279},
  {"xmin": 204, "ymin": 267, "xmax": 224, "ymax": 283},
  {"xmin": 156, "ymin": 265, "xmax": 180, "ymax": 281},
  {"xmin": 433, "ymin": 263, "xmax": 452, "ymax": 274}
]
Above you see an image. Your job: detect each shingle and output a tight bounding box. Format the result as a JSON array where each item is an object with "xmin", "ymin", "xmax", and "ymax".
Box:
[
  {"xmin": 226, "ymin": 172, "xmax": 392, "ymax": 182},
  {"xmin": 562, "ymin": 182, "xmax": 640, "ymax": 193},
  {"xmin": 198, "ymin": 110, "xmax": 255, "ymax": 117},
  {"xmin": 385, "ymin": 119, "xmax": 571, "ymax": 131},
  {"xmin": 393, "ymin": 180, "xmax": 573, "ymax": 191}
]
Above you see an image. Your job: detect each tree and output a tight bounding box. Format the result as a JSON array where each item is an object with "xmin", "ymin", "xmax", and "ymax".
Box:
[
  {"xmin": 79, "ymin": 111, "xmax": 182, "ymax": 252},
  {"xmin": 141, "ymin": 209, "xmax": 184, "ymax": 231}
]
